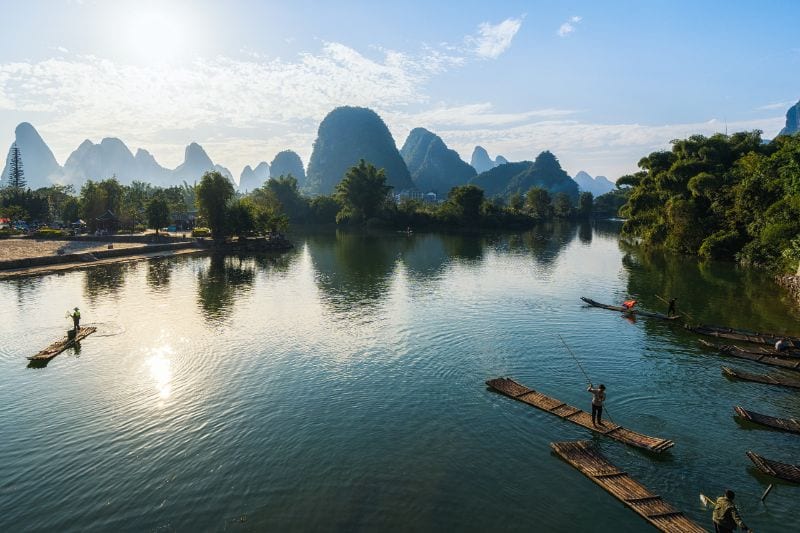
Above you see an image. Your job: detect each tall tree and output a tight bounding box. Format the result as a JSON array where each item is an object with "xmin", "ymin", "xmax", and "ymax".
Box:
[
  {"xmin": 553, "ymin": 192, "xmax": 573, "ymax": 218},
  {"xmin": 6, "ymin": 143, "xmax": 26, "ymax": 190},
  {"xmin": 446, "ymin": 184, "xmax": 484, "ymax": 223},
  {"xmin": 196, "ymin": 171, "xmax": 235, "ymax": 237},
  {"xmin": 578, "ymin": 191, "xmax": 594, "ymax": 218},
  {"xmin": 525, "ymin": 187, "xmax": 552, "ymax": 219},
  {"xmin": 334, "ymin": 159, "xmax": 391, "ymax": 224},
  {"xmin": 145, "ymin": 196, "xmax": 171, "ymax": 234}
]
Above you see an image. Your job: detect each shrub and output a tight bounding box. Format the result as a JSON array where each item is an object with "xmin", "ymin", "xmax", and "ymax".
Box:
[
  {"xmin": 33, "ymin": 228, "xmax": 67, "ymax": 238},
  {"xmin": 192, "ymin": 227, "xmax": 211, "ymax": 237}
]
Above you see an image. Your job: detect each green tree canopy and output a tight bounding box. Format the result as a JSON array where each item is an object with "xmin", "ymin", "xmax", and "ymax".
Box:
[
  {"xmin": 145, "ymin": 195, "xmax": 171, "ymax": 234},
  {"xmin": 196, "ymin": 171, "xmax": 235, "ymax": 238},
  {"xmin": 334, "ymin": 159, "xmax": 391, "ymax": 224}
]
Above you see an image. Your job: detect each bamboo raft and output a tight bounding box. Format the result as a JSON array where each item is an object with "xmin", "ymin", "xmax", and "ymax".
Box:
[
  {"xmin": 699, "ymin": 339, "xmax": 800, "ymax": 359},
  {"xmin": 486, "ymin": 377, "xmax": 674, "ymax": 453},
  {"xmin": 28, "ymin": 327, "xmax": 96, "ymax": 361},
  {"xmin": 746, "ymin": 451, "xmax": 800, "ymax": 484},
  {"xmin": 551, "ymin": 441, "xmax": 706, "ymax": 532},
  {"xmin": 699, "ymin": 339, "xmax": 800, "ymax": 371},
  {"xmin": 721, "ymin": 366, "xmax": 800, "ymax": 389},
  {"xmin": 734, "ymin": 406, "xmax": 800, "ymax": 435},
  {"xmin": 688, "ymin": 324, "xmax": 800, "ymax": 349},
  {"xmin": 580, "ymin": 297, "xmax": 680, "ymax": 321}
]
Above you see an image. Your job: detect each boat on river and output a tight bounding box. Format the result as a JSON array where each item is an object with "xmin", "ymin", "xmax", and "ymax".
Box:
[
  {"xmin": 551, "ymin": 441, "xmax": 705, "ymax": 533},
  {"xmin": 699, "ymin": 339, "xmax": 800, "ymax": 371},
  {"xmin": 580, "ymin": 297, "xmax": 680, "ymax": 321},
  {"xmin": 721, "ymin": 366, "xmax": 800, "ymax": 389},
  {"xmin": 746, "ymin": 451, "xmax": 800, "ymax": 484},
  {"xmin": 687, "ymin": 324, "xmax": 800, "ymax": 349},
  {"xmin": 734, "ymin": 406, "xmax": 800, "ymax": 435},
  {"xmin": 28, "ymin": 327, "xmax": 96, "ymax": 362},
  {"xmin": 486, "ymin": 377, "xmax": 674, "ymax": 453}
]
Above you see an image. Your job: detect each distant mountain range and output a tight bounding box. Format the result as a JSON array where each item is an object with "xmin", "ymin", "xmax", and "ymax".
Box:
[
  {"xmin": 572, "ymin": 170, "xmax": 616, "ymax": 196},
  {"xmin": 470, "ymin": 151, "xmax": 579, "ymax": 200},
  {"xmin": 779, "ymin": 99, "xmax": 800, "ymax": 136},
  {"xmin": 0, "ymin": 122, "xmax": 305, "ymax": 192}
]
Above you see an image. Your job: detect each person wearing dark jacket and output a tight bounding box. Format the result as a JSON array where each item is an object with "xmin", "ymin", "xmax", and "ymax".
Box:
[{"xmin": 712, "ymin": 490, "xmax": 750, "ymax": 533}]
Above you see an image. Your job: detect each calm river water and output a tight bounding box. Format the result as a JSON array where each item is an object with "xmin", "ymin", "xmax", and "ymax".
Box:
[{"xmin": 1, "ymin": 222, "xmax": 799, "ymax": 532}]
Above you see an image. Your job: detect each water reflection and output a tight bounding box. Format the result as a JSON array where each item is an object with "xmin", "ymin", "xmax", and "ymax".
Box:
[
  {"xmin": 578, "ymin": 222, "xmax": 592, "ymax": 245},
  {"xmin": 146, "ymin": 258, "xmax": 173, "ymax": 292},
  {"xmin": 83, "ymin": 263, "xmax": 132, "ymax": 302},
  {"xmin": 196, "ymin": 254, "xmax": 255, "ymax": 321},
  {"xmin": 146, "ymin": 345, "xmax": 173, "ymax": 402},
  {"xmin": 2, "ymin": 276, "xmax": 43, "ymax": 305}
]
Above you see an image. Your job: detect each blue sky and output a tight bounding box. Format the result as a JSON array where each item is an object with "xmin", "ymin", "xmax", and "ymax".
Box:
[{"xmin": 0, "ymin": 0, "xmax": 798, "ymax": 181}]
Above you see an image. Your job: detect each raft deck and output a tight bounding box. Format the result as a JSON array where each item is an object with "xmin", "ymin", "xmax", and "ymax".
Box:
[
  {"xmin": 735, "ymin": 406, "xmax": 800, "ymax": 435},
  {"xmin": 28, "ymin": 327, "xmax": 97, "ymax": 361},
  {"xmin": 486, "ymin": 377, "xmax": 674, "ymax": 453},
  {"xmin": 688, "ymin": 324, "xmax": 800, "ymax": 349},
  {"xmin": 551, "ymin": 441, "xmax": 706, "ymax": 532},
  {"xmin": 699, "ymin": 339, "xmax": 800, "ymax": 371},
  {"xmin": 746, "ymin": 451, "xmax": 800, "ymax": 484},
  {"xmin": 721, "ymin": 366, "xmax": 800, "ymax": 390},
  {"xmin": 581, "ymin": 297, "xmax": 680, "ymax": 321}
]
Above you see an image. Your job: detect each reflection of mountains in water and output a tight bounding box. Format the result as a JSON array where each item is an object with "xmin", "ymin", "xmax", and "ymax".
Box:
[{"xmin": 305, "ymin": 225, "xmax": 592, "ymax": 313}]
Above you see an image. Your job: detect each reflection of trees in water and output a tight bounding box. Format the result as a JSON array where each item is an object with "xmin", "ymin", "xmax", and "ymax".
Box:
[
  {"xmin": 518, "ymin": 221, "xmax": 576, "ymax": 268},
  {"xmin": 146, "ymin": 258, "xmax": 174, "ymax": 292},
  {"xmin": 196, "ymin": 254, "xmax": 255, "ymax": 321},
  {"xmin": 307, "ymin": 231, "xmax": 398, "ymax": 312},
  {"xmin": 83, "ymin": 263, "xmax": 132, "ymax": 301},
  {"xmin": 249, "ymin": 246, "xmax": 302, "ymax": 278},
  {"xmin": 578, "ymin": 222, "xmax": 592, "ymax": 245},
  {"xmin": 3, "ymin": 276, "xmax": 43, "ymax": 305},
  {"xmin": 593, "ymin": 219, "xmax": 624, "ymax": 239},
  {"xmin": 623, "ymin": 247, "xmax": 800, "ymax": 331}
]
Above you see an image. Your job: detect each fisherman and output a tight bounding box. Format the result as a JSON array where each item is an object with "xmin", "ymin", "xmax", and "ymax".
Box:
[
  {"xmin": 70, "ymin": 307, "xmax": 81, "ymax": 332},
  {"xmin": 711, "ymin": 490, "xmax": 750, "ymax": 533},
  {"xmin": 775, "ymin": 338, "xmax": 790, "ymax": 352},
  {"xmin": 667, "ymin": 297, "xmax": 677, "ymax": 317},
  {"xmin": 622, "ymin": 299, "xmax": 637, "ymax": 310},
  {"xmin": 587, "ymin": 383, "xmax": 606, "ymax": 427}
]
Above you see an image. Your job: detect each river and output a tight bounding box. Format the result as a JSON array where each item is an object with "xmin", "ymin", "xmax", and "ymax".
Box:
[{"xmin": 1, "ymin": 222, "xmax": 798, "ymax": 532}]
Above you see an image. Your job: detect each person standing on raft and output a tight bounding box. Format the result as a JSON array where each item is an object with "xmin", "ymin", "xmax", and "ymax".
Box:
[
  {"xmin": 587, "ymin": 383, "xmax": 606, "ymax": 426},
  {"xmin": 711, "ymin": 490, "xmax": 750, "ymax": 533},
  {"xmin": 667, "ymin": 297, "xmax": 677, "ymax": 316},
  {"xmin": 70, "ymin": 307, "xmax": 81, "ymax": 331},
  {"xmin": 621, "ymin": 299, "xmax": 637, "ymax": 310}
]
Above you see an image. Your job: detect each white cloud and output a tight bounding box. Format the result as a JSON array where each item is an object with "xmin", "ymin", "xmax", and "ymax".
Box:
[
  {"xmin": 757, "ymin": 100, "xmax": 793, "ymax": 111},
  {"xmin": 467, "ymin": 17, "xmax": 523, "ymax": 59},
  {"xmin": 558, "ymin": 15, "xmax": 582, "ymax": 37}
]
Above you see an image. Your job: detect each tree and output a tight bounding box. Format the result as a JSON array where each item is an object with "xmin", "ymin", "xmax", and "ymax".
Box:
[
  {"xmin": 196, "ymin": 171, "xmax": 235, "ymax": 238},
  {"xmin": 446, "ymin": 184, "xmax": 484, "ymax": 223},
  {"xmin": 578, "ymin": 192, "xmax": 594, "ymax": 218},
  {"xmin": 553, "ymin": 193, "xmax": 573, "ymax": 218},
  {"xmin": 525, "ymin": 187, "xmax": 552, "ymax": 219},
  {"xmin": 145, "ymin": 196, "xmax": 170, "ymax": 234},
  {"xmin": 508, "ymin": 191, "xmax": 524, "ymax": 212},
  {"xmin": 62, "ymin": 197, "xmax": 80, "ymax": 224},
  {"xmin": 0, "ymin": 205, "xmax": 28, "ymax": 228},
  {"xmin": 6, "ymin": 143, "xmax": 26, "ymax": 190},
  {"xmin": 226, "ymin": 198, "xmax": 256, "ymax": 236},
  {"xmin": 334, "ymin": 159, "xmax": 391, "ymax": 224},
  {"xmin": 265, "ymin": 175, "xmax": 307, "ymax": 222}
]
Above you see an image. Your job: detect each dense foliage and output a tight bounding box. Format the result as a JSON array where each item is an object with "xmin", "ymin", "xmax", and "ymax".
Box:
[
  {"xmin": 306, "ymin": 106, "xmax": 414, "ymax": 195},
  {"xmin": 619, "ymin": 131, "xmax": 800, "ymax": 270},
  {"xmin": 468, "ymin": 151, "xmax": 579, "ymax": 200}
]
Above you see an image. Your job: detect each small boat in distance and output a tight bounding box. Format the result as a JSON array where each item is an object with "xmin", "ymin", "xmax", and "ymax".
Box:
[
  {"xmin": 699, "ymin": 339, "xmax": 800, "ymax": 371},
  {"xmin": 734, "ymin": 406, "xmax": 800, "ymax": 435},
  {"xmin": 687, "ymin": 324, "xmax": 800, "ymax": 349},
  {"xmin": 746, "ymin": 451, "xmax": 800, "ymax": 484},
  {"xmin": 28, "ymin": 327, "xmax": 97, "ymax": 363},
  {"xmin": 721, "ymin": 366, "xmax": 800, "ymax": 389},
  {"xmin": 580, "ymin": 297, "xmax": 680, "ymax": 321}
]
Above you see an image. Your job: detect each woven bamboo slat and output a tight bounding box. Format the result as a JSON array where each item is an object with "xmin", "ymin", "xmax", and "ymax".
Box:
[
  {"xmin": 551, "ymin": 441, "xmax": 706, "ymax": 532},
  {"xmin": 486, "ymin": 377, "xmax": 674, "ymax": 453},
  {"xmin": 28, "ymin": 327, "xmax": 97, "ymax": 361}
]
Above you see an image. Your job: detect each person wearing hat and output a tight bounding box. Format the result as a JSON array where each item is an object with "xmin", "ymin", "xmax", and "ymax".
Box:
[
  {"xmin": 587, "ymin": 383, "xmax": 606, "ymax": 426},
  {"xmin": 70, "ymin": 307, "xmax": 81, "ymax": 332},
  {"xmin": 712, "ymin": 490, "xmax": 750, "ymax": 532}
]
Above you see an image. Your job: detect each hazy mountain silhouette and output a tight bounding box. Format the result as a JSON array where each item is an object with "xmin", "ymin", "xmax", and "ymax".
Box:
[
  {"xmin": 469, "ymin": 146, "xmax": 508, "ymax": 174},
  {"xmin": 306, "ymin": 106, "xmax": 414, "ymax": 195},
  {"xmin": 1, "ymin": 122, "xmax": 62, "ymax": 188},
  {"xmin": 400, "ymin": 127, "xmax": 476, "ymax": 195},
  {"xmin": 239, "ymin": 162, "xmax": 270, "ymax": 192},
  {"xmin": 573, "ymin": 170, "xmax": 615, "ymax": 196},
  {"xmin": 270, "ymin": 150, "xmax": 306, "ymax": 186}
]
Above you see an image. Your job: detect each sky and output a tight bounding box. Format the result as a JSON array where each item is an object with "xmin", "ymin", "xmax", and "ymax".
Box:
[{"xmin": 0, "ymin": 0, "xmax": 798, "ymax": 182}]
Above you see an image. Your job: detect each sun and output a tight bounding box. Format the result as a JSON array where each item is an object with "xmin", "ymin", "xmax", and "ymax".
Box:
[{"xmin": 121, "ymin": 7, "xmax": 188, "ymax": 65}]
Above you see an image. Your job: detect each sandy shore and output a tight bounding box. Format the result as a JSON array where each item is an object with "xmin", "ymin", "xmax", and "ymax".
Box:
[{"xmin": 0, "ymin": 239, "xmax": 144, "ymax": 261}]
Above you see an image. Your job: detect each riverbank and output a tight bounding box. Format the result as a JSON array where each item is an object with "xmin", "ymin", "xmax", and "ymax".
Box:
[{"xmin": 776, "ymin": 273, "xmax": 800, "ymax": 303}]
